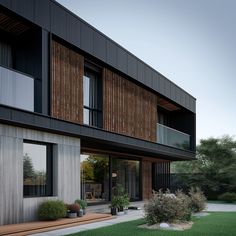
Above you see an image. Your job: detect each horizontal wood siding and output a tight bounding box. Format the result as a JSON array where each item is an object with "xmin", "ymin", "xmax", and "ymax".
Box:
[
  {"xmin": 52, "ymin": 40, "xmax": 84, "ymax": 123},
  {"xmin": 103, "ymin": 68, "xmax": 157, "ymax": 142}
]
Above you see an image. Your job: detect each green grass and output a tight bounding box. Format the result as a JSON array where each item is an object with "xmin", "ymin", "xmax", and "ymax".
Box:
[{"xmin": 69, "ymin": 212, "xmax": 236, "ymax": 236}]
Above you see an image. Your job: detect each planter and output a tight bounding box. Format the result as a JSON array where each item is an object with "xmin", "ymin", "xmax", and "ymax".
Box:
[
  {"xmin": 78, "ymin": 209, "xmax": 83, "ymax": 217},
  {"xmin": 83, "ymin": 208, "xmax": 86, "ymax": 215},
  {"xmin": 68, "ymin": 212, "xmax": 77, "ymax": 218},
  {"xmin": 111, "ymin": 207, "xmax": 117, "ymax": 215}
]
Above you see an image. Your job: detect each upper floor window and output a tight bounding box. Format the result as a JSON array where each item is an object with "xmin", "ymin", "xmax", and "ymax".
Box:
[
  {"xmin": 0, "ymin": 39, "xmax": 34, "ymax": 112},
  {"xmin": 83, "ymin": 67, "xmax": 103, "ymax": 128},
  {"xmin": 23, "ymin": 141, "xmax": 53, "ymax": 197}
]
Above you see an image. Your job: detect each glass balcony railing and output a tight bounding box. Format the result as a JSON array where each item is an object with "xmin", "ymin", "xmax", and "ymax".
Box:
[
  {"xmin": 0, "ymin": 65, "xmax": 34, "ymax": 111},
  {"xmin": 157, "ymin": 123, "xmax": 190, "ymax": 150}
]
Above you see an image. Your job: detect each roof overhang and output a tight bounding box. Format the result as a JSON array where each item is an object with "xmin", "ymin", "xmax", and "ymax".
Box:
[{"xmin": 0, "ymin": 105, "xmax": 196, "ymax": 161}]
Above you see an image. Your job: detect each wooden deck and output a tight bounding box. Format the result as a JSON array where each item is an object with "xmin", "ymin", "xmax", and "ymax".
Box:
[{"xmin": 0, "ymin": 213, "xmax": 113, "ymax": 236}]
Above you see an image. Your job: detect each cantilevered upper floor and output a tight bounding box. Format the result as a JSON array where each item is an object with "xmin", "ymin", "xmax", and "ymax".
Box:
[{"xmin": 0, "ymin": 0, "xmax": 196, "ymax": 160}]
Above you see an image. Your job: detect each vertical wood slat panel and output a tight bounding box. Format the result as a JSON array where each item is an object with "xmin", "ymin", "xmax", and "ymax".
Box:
[
  {"xmin": 103, "ymin": 68, "xmax": 157, "ymax": 142},
  {"xmin": 142, "ymin": 160, "xmax": 152, "ymax": 200},
  {"xmin": 0, "ymin": 124, "xmax": 80, "ymax": 225},
  {"xmin": 0, "ymin": 136, "xmax": 23, "ymax": 225},
  {"xmin": 51, "ymin": 40, "xmax": 84, "ymax": 123}
]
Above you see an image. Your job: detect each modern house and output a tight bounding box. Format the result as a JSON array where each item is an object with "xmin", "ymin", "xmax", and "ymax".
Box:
[{"xmin": 0, "ymin": 0, "xmax": 196, "ymax": 225}]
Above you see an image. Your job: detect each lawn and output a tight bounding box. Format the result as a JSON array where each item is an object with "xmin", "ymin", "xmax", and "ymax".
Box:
[{"xmin": 70, "ymin": 212, "xmax": 236, "ymax": 236}]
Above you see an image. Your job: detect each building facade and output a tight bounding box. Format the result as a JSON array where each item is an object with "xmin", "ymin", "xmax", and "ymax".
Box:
[{"xmin": 0, "ymin": 0, "xmax": 196, "ymax": 225}]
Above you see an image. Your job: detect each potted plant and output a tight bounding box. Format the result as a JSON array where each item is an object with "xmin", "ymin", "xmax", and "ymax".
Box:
[
  {"xmin": 75, "ymin": 199, "xmax": 87, "ymax": 215},
  {"xmin": 111, "ymin": 185, "xmax": 130, "ymax": 215},
  {"xmin": 110, "ymin": 196, "xmax": 120, "ymax": 215},
  {"xmin": 66, "ymin": 203, "xmax": 80, "ymax": 218}
]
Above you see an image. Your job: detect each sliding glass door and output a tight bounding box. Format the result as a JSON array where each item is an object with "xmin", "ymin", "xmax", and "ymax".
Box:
[
  {"xmin": 80, "ymin": 153, "xmax": 141, "ymax": 204},
  {"xmin": 80, "ymin": 153, "xmax": 109, "ymax": 204},
  {"xmin": 111, "ymin": 158, "xmax": 140, "ymax": 201}
]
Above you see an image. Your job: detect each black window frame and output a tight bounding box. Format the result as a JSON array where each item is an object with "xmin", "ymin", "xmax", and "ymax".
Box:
[
  {"xmin": 80, "ymin": 151, "xmax": 142, "ymax": 205},
  {"xmin": 23, "ymin": 140, "xmax": 53, "ymax": 198},
  {"xmin": 83, "ymin": 65, "xmax": 103, "ymax": 128}
]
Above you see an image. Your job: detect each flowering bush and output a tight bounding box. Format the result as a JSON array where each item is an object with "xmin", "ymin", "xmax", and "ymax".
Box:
[
  {"xmin": 144, "ymin": 189, "xmax": 191, "ymax": 224},
  {"xmin": 189, "ymin": 187, "xmax": 206, "ymax": 212},
  {"xmin": 66, "ymin": 203, "xmax": 80, "ymax": 214}
]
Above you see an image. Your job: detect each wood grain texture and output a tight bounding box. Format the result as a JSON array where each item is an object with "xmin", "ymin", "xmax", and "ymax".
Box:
[
  {"xmin": 51, "ymin": 40, "xmax": 84, "ymax": 123},
  {"xmin": 142, "ymin": 160, "xmax": 152, "ymax": 200},
  {"xmin": 157, "ymin": 97, "xmax": 180, "ymax": 111},
  {"xmin": 0, "ymin": 124, "xmax": 80, "ymax": 225},
  {"xmin": 0, "ymin": 213, "xmax": 113, "ymax": 236},
  {"xmin": 0, "ymin": 135, "xmax": 23, "ymax": 225},
  {"xmin": 103, "ymin": 68, "xmax": 157, "ymax": 142}
]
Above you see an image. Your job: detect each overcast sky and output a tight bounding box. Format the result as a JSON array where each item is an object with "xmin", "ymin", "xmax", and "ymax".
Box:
[{"xmin": 57, "ymin": 0, "xmax": 236, "ymax": 142}]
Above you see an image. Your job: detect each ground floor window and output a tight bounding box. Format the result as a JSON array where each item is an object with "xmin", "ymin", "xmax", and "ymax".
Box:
[
  {"xmin": 23, "ymin": 141, "xmax": 53, "ymax": 197},
  {"xmin": 80, "ymin": 152, "xmax": 141, "ymax": 204}
]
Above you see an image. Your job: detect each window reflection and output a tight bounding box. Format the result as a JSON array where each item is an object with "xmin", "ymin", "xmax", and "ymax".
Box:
[
  {"xmin": 83, "ymin": 68, "xmax": 102, "ymax": 128},
  {"xmin": 112, "ymin": 159, "xmax": 140, "ymax": 201},
  {"xmin": 23, "ymin": 142, "xmax": 52, "ymax": 197},
  {"xmin": 0, "ymin": 65, "xmax": 34, "ymax": 111},
  {"xmin": 81, "ymin": 154, "xmax": 109, "ymax": 203}
]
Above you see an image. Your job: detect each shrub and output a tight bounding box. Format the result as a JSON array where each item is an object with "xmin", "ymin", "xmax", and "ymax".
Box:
[
  {"xmin": 144, "ymin": 189, "xmax": 191, "ymax": 224},
  {"xmin": 175, "ymin": 190, "xmax": 192, "ymax": 221},
  {"xmin": 38, "ymin": 200, "xmax": 67, "ymax": 220},
  {"xmin": 75, "ymin": 199, "xmax": 87, "ymax": 209},
  {"xmin": 189, "ymin": 187, "xmax": 206, "ymax": 212},
  {"xmin": 218, "ymin": 192, "xmax": 236, "ymax": 203},
  {"xmin": 66, "ymin": 203, "xmax": 80, "ymax": 214}
]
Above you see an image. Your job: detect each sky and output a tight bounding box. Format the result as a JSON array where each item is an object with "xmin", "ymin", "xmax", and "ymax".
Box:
[{"xmin": 57, "ymin": 0, "xmax": 236, "ymax": 143}]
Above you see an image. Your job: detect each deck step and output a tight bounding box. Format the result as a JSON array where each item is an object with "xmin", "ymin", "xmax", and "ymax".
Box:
[{"xmin": 0, "ymin": 213, "xmax": 113, "ymax": 236}]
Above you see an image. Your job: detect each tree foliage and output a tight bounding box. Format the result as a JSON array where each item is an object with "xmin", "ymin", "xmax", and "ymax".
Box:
[
  {"xmin": 172, "ymin": 136, "xmax": 236, "ymax": 198},
  {"xmin": 23, "ymin": 153, "xmax": 35, "ymax": 179}
]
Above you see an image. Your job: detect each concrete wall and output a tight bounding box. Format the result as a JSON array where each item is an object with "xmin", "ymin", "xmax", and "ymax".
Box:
[{"xmin": 0, "ymin": 124, "xmax": 81, "ymax": 225}]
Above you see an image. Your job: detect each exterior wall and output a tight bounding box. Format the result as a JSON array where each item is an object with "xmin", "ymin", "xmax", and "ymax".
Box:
[
  {"xmin": 152, "ymin": 162, "xmax": 171, "ymax": 191},
  {"xmin": 0, "ymin": 0, "xmax": 196, "ymax": 113},
  {"xmin": 103, "ymin": 68, "xmax": 157, "ymax": 142},
  {"xmin": 142, "ymin": 160, "xmax": 152, "ymax": 200},
  {"xmin": 0, "ymin": 124, "xmax": 81, "ymax": 225},
  {"xmin": 51, "ymin": 40, "xmax": 84, "ymax": 123}
]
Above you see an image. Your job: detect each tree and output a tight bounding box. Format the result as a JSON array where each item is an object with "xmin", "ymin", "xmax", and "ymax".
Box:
[
  {"xmin": 23, "ymin": 153, "xmax": 35, "ymax": 180},
  {"xmin": 81, "ymin": 160, "xmax": 94, "ymax": 181},
  {"xmin": 172, "ymin": 136, "xmax": 236, "ymax": 198}
]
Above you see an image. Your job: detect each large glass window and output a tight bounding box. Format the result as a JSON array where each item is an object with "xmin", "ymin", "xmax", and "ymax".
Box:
[
  {"xmin": 23, "ymin": 142, "xmax": 53, "ymax": 197},
  {"xmin": 81, "ymin": 153, "xmax": 109, "ymax": 204},
  {"xmin": 112, "ymin": 158, "xmax": 140, "ymax": 201},
  {"xmin": 83, "ymin": 68, "xmax": 102, "ymax": 128},
  {"xmin": 0, "ymin": 38, "xmax": 34, "ymax": 112},
  {"xmin": 80, "ymin": 153, "xmax": 141, "ymax": 204}
]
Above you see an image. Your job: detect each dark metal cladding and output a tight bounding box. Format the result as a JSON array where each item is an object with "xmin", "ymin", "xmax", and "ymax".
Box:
[
  {"xmin": 0, "ymin": 105, "xmax": 195, "ymax": 161},
  {"xmin": 106, "ymin": 39, "xmax": 117, "ymax": 67},
  {"xmin": 93, "ymin": 32, "xmax": 107, "ymax": 61},
  {"xmin": 0, "ymin": 0, "xmax": 196, "ymax": 113}
]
